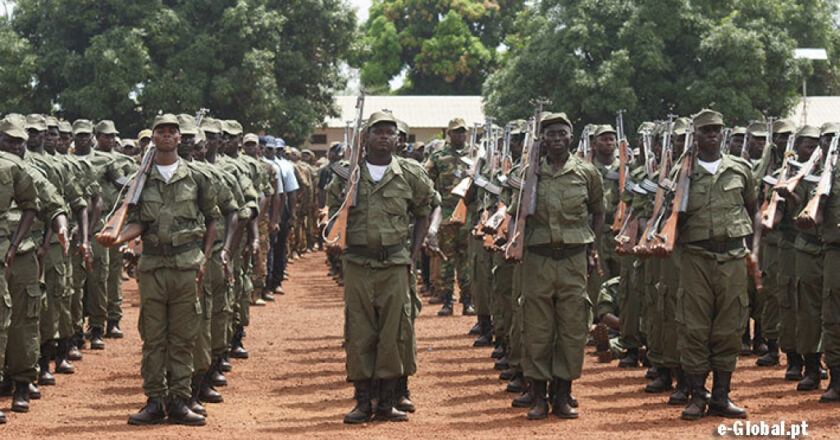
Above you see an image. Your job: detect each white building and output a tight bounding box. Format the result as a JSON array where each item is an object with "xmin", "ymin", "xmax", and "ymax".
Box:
[{"xmin": 787, "ymin": 96, "xmax": 840, "ymax": 127}]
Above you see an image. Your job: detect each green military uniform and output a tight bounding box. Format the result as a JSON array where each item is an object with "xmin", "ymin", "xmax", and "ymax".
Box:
[
  {"xmin": 128, "ymin": 140, "xmax": 220, "ymax": 401},
  {"xmin": 775, "ymin": 168, "xmax": 800, "ymax": 362},
  {"xmin": 470, "ymin": 160, "xmax": 498, "ymax": 341},
  {"xmin": 106, "ymin": 148, "xmax": 139, "ymax": 331},
  {"xmin": 589, "ymin": 132, "xmax": 621, "ymax": 307},
  {"xmin": 622, "ymin": 164, "xmax": 652, "ymax": 357},
  {"xmin": 595, "ymin": 276, "xmax": 625, "ymax": 358},
  {"xmin": 818, "ymin": 126, "xmax": 840, "ymax": 400}
]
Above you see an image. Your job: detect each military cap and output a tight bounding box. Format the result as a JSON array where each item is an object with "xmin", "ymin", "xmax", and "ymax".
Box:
[
  {"xmin": 365, "ymin": 111, "xmax": 399, "ymax": 130},
  {"xmin": 746, "ymin": 121, "xmax": 767, "ymax": 137},
  {"xmin": 820, "ymin": 122, "xmax": 840, "ymax": 136},
  {"xmin": 45, "ymin": 116, "xmax": 59, "ymax": 128},
  {"xmin": 773, "ymin": 119, "xmax": 796, "ymax": 135},
  {"xmin": 122, "ymin": 139, "xmax": 136, "ymax": 149},
  {"xmin": 396, "ymin": 119, "xmax": 409, "ymax": 135},
  {"xmin": 692, "ymin": 109, "xmax": 724, "ymax": 128},
  {"xmin": 72, "ymin": 119, "xmax": 94, "ymax": 135},
  {"xmin": 329, "ymin": 142, "xmax": 343, "ymax": 154},
  {"xmin": 196, "ymin": 130, "xmax": 206, "ymax": 143},
  {"xmin": 243, "ymin": 133, "xmax": 259, "ymax": 145},
  {"xmin": 732, "ymin": 126, "xmax": 746, "ymax": 136},
  {"xmin": 508, "ymin": 119, "xmax": 528, "ymax": 135},
  {"xmin": 152, "ymin": 113, "xmax": 180, "ymax": 131},
  {"xmin": 58, "ymin": 121, "xmax": 72, "ymax": 134},
  {"xmin": 25, "ymin": 114, "xmax": 47, "ymax": 132},
  {"xmin": 797, "ymin": 125, "xmax": 821, "ymax": 139},
  {"xmin": 222, "ymin": 120, "xmax": 243, "ymax": 135},
  {"xmin": 177, "ymin": 114, "xmax": 198, "ymax": 135},
  {"xmin": 593, "ymin": 124, "xmax": 616, "ymax": 137},
  {"xmin": 1, "ymin": 116, "xmax": 28, "ymax": 141},
  {"xmin": 636, "ymin": 121, "xmax": 655, "ymax": 134},
  {"xmin": 301, "ymin": 148, "xmax": 314, "ymax": 157},
  {"xmin": 447, "ymin": 117, "xmax": 467, "ymax": 131},
  {"xmin": 138, "ymin": 129, "xmax": 152, "ymax": 140},
  {"xmin": 672, "ymin": 117, "xmax": 691, "ymax": 135},
  {"xmin": 290, "ymin": 147, "xmax": 301, "ymax": 155},
  {"xmin": 540, "ymin": 112, "xmax": 574, "ymax": 132},
  {"xmin": 199, "ymin": 117, "xmax": 222, "ymax": 135},
  {"xmin": 95, "ymin": 120, "xmax": 119, "ymax": 135}
]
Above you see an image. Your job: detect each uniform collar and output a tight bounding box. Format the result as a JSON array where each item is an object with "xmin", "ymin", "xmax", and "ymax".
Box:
[
  {"xmin": 540, "ymin": 154, "xmax": 578, "ymax": 177},
  {"xmin": 149, "ymin": 158, "xmax": 186, "ymax": 183}
]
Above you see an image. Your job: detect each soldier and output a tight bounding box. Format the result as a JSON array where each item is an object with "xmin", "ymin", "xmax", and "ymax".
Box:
[
  {"xmin": 587, "ymin": 124, "xmax": 621, "ymax": 307},
  {"xmin": 511, "ymin": 112, "xmax": 604, "ymax": 420},
  {"xmin": 424, "ymin": 118, "xmax": 475, "ymax": 316},
  {"xmin": 289, "ymin": 147, "xmax": 312, "ymax": 257},
  {"xmin": 0, "ymin": 117, "xmax": 40, "ymax": 423},
  {"xmin": 676, "ymin": 109, "xmax": 756, "ymax": 421},
  {"xmin": 592, "ymin": 276, "xmax": 625, "ymax": 362},
  {"xmin": 241, "ymin": 133, "xmax": 275, "ymax": 306},
  {"xmin": 97, "ymin": 114, "xmax": 219, "ymax": 426},
  {"xmin": 301, "ymin": 148, "xmax": 320, "ymax": 251},
  {"xmin": 727, "ymin": 127, "xmax": 746, "ymax": 157},
  {"xmin": 327, "ymin": 111, "xmax": 432, "ymax": 424}
]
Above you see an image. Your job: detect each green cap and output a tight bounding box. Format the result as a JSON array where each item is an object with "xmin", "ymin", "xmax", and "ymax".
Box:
[
  {"xmin": 593, "ymin": 124, "xmax": 616, "ymax": 137},
  {"xmin": 366, "ymin": 111, "xmax": 398, "ymax": 130},
  {"xmin": 447, "ymin": 117, "xmax": 467, "ymax": 131},
  {"xmin": 45, "ymin": 116, "xmax": 59, "ymax": 128},
  {"xmin": 243, "ymin": 133, "xmax": 259, "ymax": 144},
  {"xmin": 302, "ymin": 148, "xmax": 314, "ymax": 156},
  {"xmin": 222, "ymin": 120, "xmax": 243, "ymax": 135},
  {"xmin": 746, "ymin": 121, "xmax": 766, "ymax": 137},
  {"xmin": 25, "ymin": 114, "xmax": 47, "ymax": 132},
  {"xmin": 138, "ymin": 129, "xmax": 152, "ymax": 140},
  {"xmin": 58, "ymin": 121, "xmax": 72, "ymax": 134},
  {"xmin": 396, "ymin": 119, "xmax": 409, "ymax": 135},
  {"xmin": 1, "ymin": 116, "xmax": 28, "ymax": 141},
  {"xmin": 773, "ymin": 119, "xmax": 796, "ymax": 135},
  {"xmin": 95, "ymin": 120, "xmax": 119, "ymax": 135},
  {"xmin": 692, "ymin": 109, "xmax": 724, "ymax": 128},
  {"xmin": 820, "ymin": 122, "xmax": 840, "ymax": 136},
  {"xmin": 508, "ymin": 119, "xmax": 527, "ymax": 135},
  {"xmin": 797, "ymin": 125, "xmax": 821, "ymax": 139},
  {"xmin": 672, "ymin": 117, "xmax": 690, "ymax": 135},
  {"xmin": 732, "ymin": 126, "xmax": 746, "ymax": 136},
  {"xmin": 196, "ymin": 130, "xmax": 206, "ymax": 143},
  {"xmin": 200, "ymin": 117, "xmax": 222, "ymax": 134},
  {"xmin": 152, "ymin": 113, "xmax": 180, "ymax": 131},
  {"xmin": 540, "ymin": 112, "xmax": 574, "ymax": 132},
  {"xmin": 72, "ymin": 119, "xmax": 94, "ymax": 135},
  {"xmin": 177, "ymin": 114, "xmax": 198, "ymax": 135},
  {"xmin": 636, "ymin": 121, "xmax": 655, "ymax": 134}
]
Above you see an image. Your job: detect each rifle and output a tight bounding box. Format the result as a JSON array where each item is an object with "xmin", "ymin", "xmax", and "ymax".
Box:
[
  {"xmin": 652, "ymin": 120, "xmax": 695, "ymax": 257},
  {"xmin": 747, "ymin": 117, "xmax": 775, "ymax": 289},
  {"xmin": 504, "ymin": 98, "xmax": 550, "ymax": 262},
  {"xmin": 95, "ymin": 142, "xmax": 156, "ymax": 246},
  {"xmin": 472, "ymin": 120, "xmax": 504, "ymax": 239},
  {"xmin": 720, "ymin": 128, "xmax": 732, "ymax": 155},
  {"xmin": 577, "ymin": 125, "xmax": 592, "ymax": 162},
  {"xmin": 611, "ymin": 110, "xmax": 630, "ymax": 233},
  {"xmin": 632, "ymin": 116, "xmax": 676, "ymax": 256},
  {"xmin": 760, "ymin": 131, "xmax": 797, "ymax": 230},
  {"xmin": 501, "ymin": 122, "xmax": 513, "ymax": 176},
  {"xmin": 449, "ymin": 123, "xmax": 483, "ymax": 225},
  {"xmin": 797, "ymin": 133, "xmax": 839, "ymax": 225},
  {"xmin": 741, "ymin": 121, "xmax": 756, "ymax": 160},
  {"xmin": 324, "ymin": 91, "xmax": 366, "ymax": 251}
]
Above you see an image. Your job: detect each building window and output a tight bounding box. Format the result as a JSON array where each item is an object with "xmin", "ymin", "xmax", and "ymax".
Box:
[
  {"xmin": 408, "ymin": 134, "xmax": 416, "ymax": 142},
  {"xmin": 310, "ymin": 134, "xmax": 327, "ymax": 144}
]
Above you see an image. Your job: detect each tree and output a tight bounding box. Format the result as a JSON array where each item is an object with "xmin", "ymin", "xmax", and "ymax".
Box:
[
  {"xmin": 355, "ymin": 0, "xmax": 524, "ymax": 95},
  {"xmin": 5, "ymin": 0, "xmax": 357, "ymax": 144},
  {"xmin": 484, "ymin": 0, "xmax": 840, "ymax": 129}
]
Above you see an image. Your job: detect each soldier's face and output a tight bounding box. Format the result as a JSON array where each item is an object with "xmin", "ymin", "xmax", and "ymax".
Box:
[
  {"xmin": 193, "ymin": 141, "xmax": 207, "ymax": 161},
  {"xmin": 365, "ymin": 122, "xmax": 398, "ymax": 156},
  {"xmin": 774, "ymin": 133, "xmax": 790, "ymax": 149},
  {"xmin": 0, "ymin": 135, "xmax": 25, "ymax": 157},
  {"xmin": 178, "ymin": 133, "xmax": 196, "ymax": 158},
  {"xmin": 510, "ymin": 135, "xmax": 524, "ymax": 159},
  {"xmin": 58, "ymin": 134, "xmax": 71, "ymax": 153},
  {"xmin": 796, "ymin": 137, "xmax": 819, "ymax": 162},
  {"xmin": 26, "ymin": 129, "xmax": 44, "ymax": 148},
  {"xmin": 729, "ymin": 135, "xmax": 744, "ymax": 156},
  {"xmin": 74, "ymin": 133, "xmax": 93, "ymax": 152},
  {"xmin": 448, "ymin": 128, "xmax": 466, "ymax": 148},
  {"xmin": 747, "ymin": 134, "xmax": 765, "ymax": 159},
  {"xmin": 542, "ymin": 122, "xmax": 573, "ymax": 157},
  {"xmin": 243, "ymin": 141, "xmax": 258, "ymax": 156},
  {"xmin": 96, "ymin": 133, "xmax": 117, "ymax": 152},
  {"xmin": 45, "ymin": 127, "xmax": 59, "ymax": 151},
  {"xmin": 153, "ymin": 124, "xmax": 181, "ymax": 153},
  {"xmin": 695, "ymin": 125, "xmax": 722, "ymax": 152},
  {"xmin": 594, "ymin": 133, "xmax": 616, "ymax": 157},
  {"xmin": 139, "ymin": 137, "xmax": 151, "ymax": 150},
  {"xmin": 672, "ymin": 134, "xmax": 685, "ymax": 158},
  {"xmin": 820, "ymin": 134, "xmax": 832, "ymax": 151}
]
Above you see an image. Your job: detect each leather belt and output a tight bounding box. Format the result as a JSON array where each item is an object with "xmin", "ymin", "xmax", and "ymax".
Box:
[
  {"xmin": 688, "ymin": 238, "xmax": 744, "ymax": 254},
  {"xmin": 527, "ymin": 244, "xmax": 585, "ymax": 260},
  {"xmin": 346, "ymin": 243, "xmax": 406, "ymax": 261},
  {"xmin": 143, "ymin": 242, "xmax": 201, "ymax": 256}
]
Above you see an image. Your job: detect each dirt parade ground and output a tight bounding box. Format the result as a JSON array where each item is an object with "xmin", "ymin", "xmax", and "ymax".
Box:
[{"xmin": 2, "ymin": 251, "xmax": 840, "ymax": 439}]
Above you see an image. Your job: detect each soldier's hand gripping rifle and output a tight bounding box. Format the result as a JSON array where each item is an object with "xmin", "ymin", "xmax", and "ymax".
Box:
[
  {"xmin": 761, "ymin": 129, "xmax": 797, "ymax": 231},
  {"xmin": 747, "ymin": 118, "xmax": 776, "ymax": 290},
  {"xmin": 615, "ymin": 126, "xmax": 654, "ymax": 254},
  {"xmin": 324, "ymin": 91, "xmax": 366, "ymax": 252},
  {"xmin": 449, "ymin": 123, "xmax": 483, "ymax": 225},
  {"xmin": 796, "ymin": 133, "xmax": 839, "ymax": 228},
  {"xmin": 651, "ymin": 119, "xmax": 695, "ymax": 257},
  {"xmin": 632, "ymin": 116, "xmax": 675, "ymax": 256},
  {"xmin": 611, "ymin": 110, "xmax": 631, "ymax": 234},
  {"xmin": 504, "ymin": 98, "xmax": 549, "ymax": 262},
  {"xmin": 483, "ymin": 123, "xmax": 512, "ymax": 251},
  {"xmin": 472, "ymin": 119, "xmax": 501, "ymax": 238},
  {"xmin": 95, "ymin": 142, "xmax": 156, "ymax": 247}
]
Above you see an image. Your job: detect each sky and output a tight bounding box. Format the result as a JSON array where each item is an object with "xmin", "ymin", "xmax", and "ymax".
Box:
[{"xmin": 349, "ymin": 0, "xmax": 372, "ymax": 23}]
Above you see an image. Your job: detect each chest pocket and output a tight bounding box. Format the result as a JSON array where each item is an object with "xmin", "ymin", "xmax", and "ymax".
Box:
[
  {"xmin": 719, "ymin": 174, "xmax": 744, "ymax": 207},
  {"xmin": 687, "ymin": 177, "xmax": 711, "ymax": 213},
  {"xmin": 0, "ymin": 167, "xmax": 13, "ymax": 212},
  {"xmin": 381, "ymin": 183, "xmax": 412, "ymax": 217},
  {"xmin": 140, "ymin": 188, "xmax": 164, "ymax": 222},
  {"xmin": 556, "ymin": 178, "xmax": 588, "ymax": 223},
  {"xmin": 174, "ymin": 180, "xmax": 199, "ymax": 219}
]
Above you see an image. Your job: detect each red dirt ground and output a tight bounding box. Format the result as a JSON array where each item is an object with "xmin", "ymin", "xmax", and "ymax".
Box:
[{"xmin": 3, "ymin": 251, "xmax": 840, "ymax": 438}]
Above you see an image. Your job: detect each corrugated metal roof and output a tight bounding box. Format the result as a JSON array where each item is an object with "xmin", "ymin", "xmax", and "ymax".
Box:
[
  {"xmin": 787, "ymin": 96, "xmax": 840, "ymax": 127},
  {"xmin": 323, "ymin": 95, "xmax": 485, "ymax": 129}
]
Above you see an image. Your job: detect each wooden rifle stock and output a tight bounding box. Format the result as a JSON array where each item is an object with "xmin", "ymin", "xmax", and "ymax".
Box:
[
  {"xmin": 449, "ymin": 198, "xmax": 468, "ymax": 225},
  {"xmin": 611, "ymin": 111, "xmax": 629, "ymax": 233},
  {"xmin": 95, "ymin": 146, "xmax": 156, "ymax": 246},
  {"xmin": 325, "ymin": 177, "xmax": 356, "ymax": 251}
]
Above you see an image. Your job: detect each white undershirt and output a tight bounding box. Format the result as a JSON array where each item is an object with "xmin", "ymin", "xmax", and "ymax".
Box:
[
  {"xmin": 697, "ymin": 158, "xmax": 722, "ymax": 175},
  {"xmin": 156, "ymin": 160, "xmax": 179, "ymax": 182},
  {"xmin": 76, "ymin": 154, "xmax": 89, "ymax": 160},
  {"xmin": 366, "ymin": 161, "xmax": 388, "ymax": 183},
  {"xmin": 750, "ymin": 158, "xmax": 758, "ymax": 165}
]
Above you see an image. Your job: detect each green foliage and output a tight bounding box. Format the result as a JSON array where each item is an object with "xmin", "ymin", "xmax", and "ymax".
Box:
[
  {"xmin": 356, "ymin": 0, "xmax": 524, "ymax": 94},
  {"xmin": 2, "ymin": 0, "xmax": 357, "ymax": 144},
  {"xmin": 484, "ymin": 0, "xmax": 840, "ymax": 129}
]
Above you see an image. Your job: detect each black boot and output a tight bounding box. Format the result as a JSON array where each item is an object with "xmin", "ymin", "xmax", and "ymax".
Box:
[
  {"xmin": 200, "ymin": 367, "xmax": 224, "ymax": 403},
  {"xmin": 785, "ymin": 352, "xmax": 804, "ymax": 381},
  {"xmin": 89, "ymin": 326, "xmax": 105, "ymax": 350},
  {"xmin": 67, "ymin": 334, "xmax": 83, "ymax": 361},
  {"xmin": 105, "ymin": 320, "xmax": 124, "ymax": 339},
  {"xmin": 395, "ymin": 376, "xmax": 415, "ymax": 413},
  {"xmin": 756, "ymin": 339, "xmax": 780, "ymax": 366},
  {"xmin": 707, "ymin": 370, "xmax": 747, "ymax": 418},
  {"xmin": 550, "ymin": 379, "xmax": 578, "ymax": 419},
  {"xmin": 428, "ymin": 291, "xmax": 445, "ymax": 305},
  {"xmin": 506, "ymin": 372, "xmax": 524, "ymax": 393},
  {"xmin": 526, "ymin": 380, "xmax": 548, "ymax": 420},
  {"xmin": 512, "ymin": 380, "xmax": 533, "ymax": 408},
  {"xmin": 11, "ymin": 381, "xmax": 30, "ymax": 413},
  {"xmin": 461, "ymin": 294, "xmax": 476, "ymax": 316},
  {"xmin": 0, "ymin": 377, "xmax": 10, "ymax": 396},
  {"xmin": 820, "ymin": 366, "xmax": 840, "ymax": 403},
  {"xmin": 38, "ymin": 344, "xmax": 56, "ymax": 386},
  {"xmin": 473, "ymin": 315, "xmax": 493, "ymax": 347},
  {"xmin": 208, "ymin": 357, "xmax": 228, "ymax": 387},
  {"xmin": 374, "ymin": 378, "xmax": 407, "ymax": 422},
  {"xmin": 55, "ymin": 339, "xmax": 75, "ymax": 374},
  {"xmin": 344, "ymin": 380, "xmax": 373, "ymax": 424},
  {"xmin": 437, "ymin": 294, "xmax": 453, "ymax": 316},
  {"xmin": 219, "ymin": 353, "xmax": 232, "ymax": 372},
  {"xmin": 752, "ymin": 321, "xmax": 767, "ymax": 355},
  {"xmin": 468, "ymin": 321, "xmax": 481, "ymax": 336},
  {"xmin": 740, "ymin": 324, "xmax": 751, "ymax": 356},
  {"xmin": 167, "ymin": 397, "xmax": 207, "ymax": 426},
  {"xmin": 797, "ymin": 353, "xmax": 822, "ymax": 391},
  {"xmin": 495, "ymin": 354, "xmax": 510, "ymax": 371},
  {"xmin": 189, "ymin": 376, "xmax": 208, "ymax": 417},
  {"xmin": 680, "ymin": 374, "xmax": 708, "ymax": 421},
  {"xmin": 230, "ymin": 327, "xmax": 249, "ymax": 359},
  {"xmin": 619, "ymin": 347, "xmax": 639, "ymax": 368},
  {"xmin": 28, "ymin": 383, "xmax": 40, "ymax": 400},
  {"xmin": 127, "ymin": 397, "xmax": 167, "ymax": 425},
  {"xmin": 644, "ymin": 367, "xmax": 673, "ymax": 393},
  {"xmin": 669, "ymin": 368, "xmax": 689, "ymax": 405},
  {"xmin": 491, "ymin": 341, "xmax": 505, "ymax": 359}
]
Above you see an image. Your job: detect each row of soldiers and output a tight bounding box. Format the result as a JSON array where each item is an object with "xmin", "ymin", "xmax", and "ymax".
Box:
[{"xmin": 0, "ymin": 111, "xmax": 316, "ymax": 426}]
